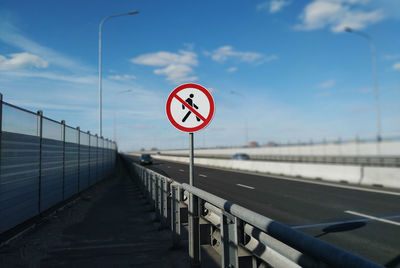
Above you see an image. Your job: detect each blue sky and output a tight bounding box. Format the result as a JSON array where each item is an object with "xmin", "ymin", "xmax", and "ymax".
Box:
[{"xmin": 0, "ymin": 0, "xmax": 399, "ymax": 151}]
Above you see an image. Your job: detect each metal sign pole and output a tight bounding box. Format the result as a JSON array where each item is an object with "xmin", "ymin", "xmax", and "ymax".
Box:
[
  {"xmin": 189, "ymin": 133, "xmax": 194, "ymax": 186},
  {"xmin": 189, "ymin": 132, "xmax": 200, "ymax": 267}
]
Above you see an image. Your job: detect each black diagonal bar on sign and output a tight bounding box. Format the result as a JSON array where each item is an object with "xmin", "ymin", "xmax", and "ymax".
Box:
[{"xmin": 174, "ymin": 94, "xmax": 207, "ymax": 122}]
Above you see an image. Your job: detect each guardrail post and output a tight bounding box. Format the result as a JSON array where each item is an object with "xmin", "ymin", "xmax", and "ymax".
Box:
[
  {"xmin": 154, "ymin": 175, "xmax": 157, "ymax": 208},
  {"xmin": 221, "ymin": 212, "xmax": 239, "ymax": 268},
  {"xmin": 189, "ymin": 194, "xmax": 201, "ymax": 267},
  {"xmin": 61, "ymin": 120, "xmax": 66, "ymax": 200},
  {"xmin": 158, "ymin": 177, "xmax": 163, "ymax": 220},
  {"xmin": 147, "ymin": 172, "xmax": 151, "ymax": 200},
  {"xmin": 37, "ymin": 110, "xmax": 43, "ymax": 213},
  {"xmin": 156, "ymin": 176, "xmax": 161, "ymax": 219},
  {"xmin": 142, "ymin": 169, "xmax": 145, "ymax": 190},
  {"xmin": 150, "ymin": 174, "xmax": 155, "ymax": 207},
  {"xmin": 142, "ymin": 169, "xmax": 146, "ymax": 192},
  {"xmin": 162, "ymin": 179, "xmax": 169, "ymax": 228},
  {"xmin": 171, "ymin": 184, "xmax": 181, "ymax": 248}
]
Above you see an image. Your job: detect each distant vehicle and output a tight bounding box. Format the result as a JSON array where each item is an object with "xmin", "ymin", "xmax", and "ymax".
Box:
[
  {"xmin": 232, "ymin": 153, "xmax": 250, "ymax": 160},
  {"xmin": 140, "ymin": 154, "xmax": 153, "ymax": 165}
]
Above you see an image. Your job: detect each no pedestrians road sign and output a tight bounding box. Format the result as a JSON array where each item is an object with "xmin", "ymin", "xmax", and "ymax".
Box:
[{"xmin": 166, "ymin": 83, "xmax": 215, "ymax": 133}]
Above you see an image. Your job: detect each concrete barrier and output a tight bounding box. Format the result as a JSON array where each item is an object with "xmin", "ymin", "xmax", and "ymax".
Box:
[
  {"xmin": 146, "ymin": 140, "xmax": 400, "ymax": 157},
  {"xmin": 362, "ymin": 167, "xmax": 400, "ymax": 189},
  {"xmin": 129, "ymin": 153, "xmax": 400, "ymax": 189},
  {"xmin": 142, "ymin": 154, "xmax": 400, "ymax": 189}
]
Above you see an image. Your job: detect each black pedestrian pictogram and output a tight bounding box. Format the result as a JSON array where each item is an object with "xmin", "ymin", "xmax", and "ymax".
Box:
[{"xmin": 182, "ymin": 93, "xmax": 201, "ymax": 122}]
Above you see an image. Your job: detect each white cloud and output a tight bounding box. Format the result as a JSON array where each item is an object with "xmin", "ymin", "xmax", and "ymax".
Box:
[
  {"xmin": 316, "ymin": 79, "xmax": 335, "ymax": 89},
  {"xmin": 131, "ymin": 50, "xmax": 198, "ymax": 84},
  {"xmin": 296, "ymin": 0, "xmax": 385, "ymax": 32},
  {"xmin": 0, "ymin": 20, "xmax": 90, "ymax": 72},
  {"xmin": 257, "ymin": 0, "xmax": 289, "ymax": 13},
  {"xmin": 256, "ymin": 2, "xmax": 269, "ymax": 11},
  {"xmin": 270, "ymin": 0, "xmax": 290, "ymax": 13},
  {"xmin": 207, "ymin": 46, "xmax": 278, "ymax": 64},
  {"xmin": 108, "ymin": 74, "xmax": 136, "ymax": 81},
  {"xmin": 393, "ymin": 62, "xmax": 400, "ymax": 70},
  {"xmin": 0, "ymin": 52, "xmax": 48, "ymax": 70},
  {"xmin": 4, "ymin": 70, "xmax": 96, "ymax": 84},
  {"xmin": 383, "ymin": 54, "xmax": 400, "ymax": 61},
  {"xmin": 227, "ymin": 67, "xmax": 238, "ymax": 73},
  {"xmin": 210, "ymin": 46, "xmax": 261, "ymax": 63}
]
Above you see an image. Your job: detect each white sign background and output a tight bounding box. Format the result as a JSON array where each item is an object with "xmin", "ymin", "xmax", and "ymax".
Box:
[{"xmin": 169, "ymin": 87, "xmax": 211, "ymax": 129}]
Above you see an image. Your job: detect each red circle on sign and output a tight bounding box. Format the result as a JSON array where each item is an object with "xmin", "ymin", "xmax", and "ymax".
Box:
[{"xmin": 166, "ymin": 83, "xmax": 215, "ymax": 133}]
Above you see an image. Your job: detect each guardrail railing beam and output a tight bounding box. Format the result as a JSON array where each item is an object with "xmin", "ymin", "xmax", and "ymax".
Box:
[{"xmin": 126, "ymin": 157, "xmax": 384, "ymax": 268}]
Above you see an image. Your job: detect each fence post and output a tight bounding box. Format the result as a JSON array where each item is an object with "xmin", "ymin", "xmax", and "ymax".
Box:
[
  {"xmin": 37, "ymin": 110, "xmax": 43, "ymax": 213},
  {"xmin": 87, "ymin": 131, "xmax": 91, "ymax": 187},
  {"xmin": 148, "ymin": 173, "xmax": 153, "ymax": 205},
  {"xmin": 77, "ymin": 127, "xmax": 80, "ymax": 193},
  {"xmin": 95, "ymin": 134, "xmax": 98, "ymax": 182},
  {"xmin": 162, "ymin": 179, "xmax": 169, "ymax": 228},
  {"xmin": 0, "ymin": 94, "xmax": 3, "ymax": 182},
  {"xmin": 61, "ymin": 120, "xmax": 66, "ymax": 200},
  {"xmin": 189, "ymin": 194, "xmax": 201, "ymax": 267},
  {"xmin": 171, "ymin": 184, "xmax": 181, "ymax": 248},
  {"xmin": 221, "ymin": 212, "xmax": 239, "ymax": 268},
  {"xmin": 156, "ymin": 176, "xmax": 161, "ymax": 219},
  {"xmin": 152, "ymin": 174, "xmax": 156, "ymax": 209}
]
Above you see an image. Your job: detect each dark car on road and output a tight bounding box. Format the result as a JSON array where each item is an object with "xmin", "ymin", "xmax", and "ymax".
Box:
[
  {"xmin": 140, "ymin": 154, "xmax": 153, "ymax": 165},
  {"xmin": 232, "ymin": 153, "xmax": 250, "ymax": 160}
]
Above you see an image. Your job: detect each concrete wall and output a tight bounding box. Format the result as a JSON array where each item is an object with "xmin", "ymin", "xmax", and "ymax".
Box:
[
  {"xmin": 151, "ymin": 140, "xmax": 400, "ymax": 157},
  {"xmin": 131, "ymin": 153, "xmax": 400, "ymax": 190}
]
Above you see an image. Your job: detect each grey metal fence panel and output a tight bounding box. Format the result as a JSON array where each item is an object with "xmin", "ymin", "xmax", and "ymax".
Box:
[
  {"xmin": 0, "ymin": 99, "xmax": 117, "ymax": 236},
  {"xmin": 64, "ymin": 126, "xmax": 79, "ymax": 198},
  {"xmin": 40, "ymin": 120, "xmax": 64, "ymax": 212},
  {"xmin": 79, "ymin": 132, "xmax": 90, "ymax": 190},
  {"xmin": 89, "ymin": 135, "xmax": 97, "ymax": 186},
  {"xmin": 0, "ymin": 132, "xmax": 40, "ymax": 233},
  {"xmin": 106, "ymin": 141, "xmax": 111, "ymax": 175}
]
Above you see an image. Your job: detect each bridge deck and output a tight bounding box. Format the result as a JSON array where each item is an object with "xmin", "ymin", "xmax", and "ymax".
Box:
[{"xmin": 0, "ymin": 161, "xmax": 211, "ymax": 268}]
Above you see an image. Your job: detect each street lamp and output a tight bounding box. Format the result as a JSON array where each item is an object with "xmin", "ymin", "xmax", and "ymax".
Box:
[
  {"xmin": 98, "ymin": 10, "xmax": 139, "ymax": 137},
  {"xmin": 344, "ymin": 27, "xmax": 382, "ymax": 142}
]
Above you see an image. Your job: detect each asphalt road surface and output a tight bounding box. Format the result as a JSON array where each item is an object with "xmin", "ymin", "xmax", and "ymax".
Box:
[{"xmin": 125, "ymin": 155, "xmax": 400, "ymax": 267}]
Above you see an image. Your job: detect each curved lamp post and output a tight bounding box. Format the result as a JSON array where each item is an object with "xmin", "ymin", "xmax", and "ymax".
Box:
[
  {"xmin": 345, "ymin": 27, "xmax": 382, "ymax": 142},
  {"xmin": 98, "ymin": 10, "xmax": 139, "ymax": 137}
]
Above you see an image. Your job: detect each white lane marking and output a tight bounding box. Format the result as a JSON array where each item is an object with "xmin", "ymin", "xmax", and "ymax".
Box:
[
  {"xmin": 199, "ymin": 174, "xmax": 207, "ymax": 178},
  {"xmin": 151, "ymin": 158, "xmax": 400, "ymax": 196},
  {"xmin": 236, "ymin": 184, "xmax": 255, "ymax": 190},
  {"xmin": 179, "ymin": 169, "xmax": 185, "ymax": 172},
  {"xmin": 167, "ymin": 166, "xmax": 171, "ymax": 168},
  {"xmin": 293, "ymin": 214, "xmax": 400, "ymax": 229},
  {"xmin": 345, "ymin": 210, "xmax": 400, "ymax": 226}
]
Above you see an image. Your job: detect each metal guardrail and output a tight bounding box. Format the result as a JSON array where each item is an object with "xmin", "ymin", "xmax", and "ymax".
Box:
[
  {"xmin": 125, "ymin": 159, "xmax": 383, "ymax": 268},
  {"xmin": 159, "ymin": 153, "xmax": 400, "ymax": 167}
]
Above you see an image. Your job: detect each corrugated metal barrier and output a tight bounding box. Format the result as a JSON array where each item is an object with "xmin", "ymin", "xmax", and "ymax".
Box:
[{"xmin": 0, "ymin": 95, "xmax": 117, "ymax": 235}]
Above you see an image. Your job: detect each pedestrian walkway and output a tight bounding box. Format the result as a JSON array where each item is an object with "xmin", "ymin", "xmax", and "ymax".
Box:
[{"xmin": 0, "ymin": 162, "xmax": 191, "ymax": 268}]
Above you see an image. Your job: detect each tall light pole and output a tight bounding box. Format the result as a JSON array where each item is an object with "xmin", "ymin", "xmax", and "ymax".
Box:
[
  {"xmin": 344, "ymin": 27, "xmax": 382, "ymax": 142},
  {"xmin": 98, "ymin": 10, "xmax": 139, "ymax": 137}
]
